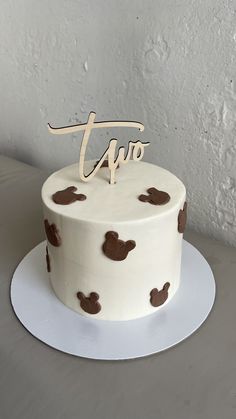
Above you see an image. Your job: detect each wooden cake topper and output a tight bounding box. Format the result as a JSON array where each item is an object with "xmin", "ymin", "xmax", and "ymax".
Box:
[{"xmin": 48, "ymin": 112, "xmax": 149, "ymax": 184}]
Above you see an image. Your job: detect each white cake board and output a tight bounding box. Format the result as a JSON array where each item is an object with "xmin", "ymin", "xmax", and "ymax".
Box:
[{"xmin": 10, "ymin": 240, "xmax": 215, "ymax": 360}]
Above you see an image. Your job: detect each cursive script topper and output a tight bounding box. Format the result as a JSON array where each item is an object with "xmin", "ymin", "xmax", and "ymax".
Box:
[{"xmin": 48, "ymin": 112, "xmax": 149, "ymax": 184}]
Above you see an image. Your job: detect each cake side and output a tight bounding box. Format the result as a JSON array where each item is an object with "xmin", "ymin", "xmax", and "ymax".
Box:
[
  {"xmin": 42, "ymin": 160, "xmax": 186, "ymax": 222},
  {"xmin": 42, "ymin": 160, "xmax": 186, "ymax": 320}
]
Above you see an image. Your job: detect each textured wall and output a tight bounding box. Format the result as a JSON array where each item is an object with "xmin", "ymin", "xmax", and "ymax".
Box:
[{"xmin": 0, "ymin": 0, "xmax": 236, "ymax": 246}]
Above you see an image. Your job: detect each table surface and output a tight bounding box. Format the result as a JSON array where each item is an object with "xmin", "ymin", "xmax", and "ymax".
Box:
[{"xmin": 0, "ymin": 155, "xmax": 235, "ymax": 419}]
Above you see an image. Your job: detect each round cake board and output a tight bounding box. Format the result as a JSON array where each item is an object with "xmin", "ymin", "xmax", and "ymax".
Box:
[{"xmin": 10, "ymin": 240, "xmax": 215, "ymax": 360}]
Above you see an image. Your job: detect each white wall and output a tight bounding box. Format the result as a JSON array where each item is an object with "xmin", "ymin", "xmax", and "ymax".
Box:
[{"xmin": 0, "ymin": 0, "xmax": 236, "ymax": 246}]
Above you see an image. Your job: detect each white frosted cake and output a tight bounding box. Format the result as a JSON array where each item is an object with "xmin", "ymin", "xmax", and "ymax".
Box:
[{"xmin": 42, "ymin": 159, "xmax": 187, "ymax": 321}]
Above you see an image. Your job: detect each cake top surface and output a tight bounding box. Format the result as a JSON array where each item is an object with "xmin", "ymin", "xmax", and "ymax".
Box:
[{"xmin": 42, "ymin": 160, "xmax": 186, "ymax": 223}]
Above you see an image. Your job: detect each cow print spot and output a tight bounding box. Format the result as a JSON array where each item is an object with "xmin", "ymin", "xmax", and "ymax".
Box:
[
  {"xmin": 102, "ymin": 231, "xmax": 136, "ymax": 261},
  {"xmin": 178, "ymin": 202, "xmax": 187, "ymax": 233},
  {"xmin": 46, "ymin": 246, "xmax": 51, "ymax": 272},
  {"xmin": 77, "ymin": 291, "xmax": 101, "ymax": 314},
  {"xmin": 44, "ymin": 219, "xmax": 61, "ymax": 247},
  {"xmin": 138, "ymin": 187, "xmax": 170, "ymax": 205},
  {"xmin": 150, "ymin": 282, "xmax": 170, "ymax": 307},
  {"xmin": 52, "ymin": 186, "xmax": 86, "ymax": 205}
]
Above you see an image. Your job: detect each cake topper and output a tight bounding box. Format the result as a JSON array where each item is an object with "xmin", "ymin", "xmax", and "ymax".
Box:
[{"xmin": 48, "ymin": 112, "xmax": 149, "ymax": 184}]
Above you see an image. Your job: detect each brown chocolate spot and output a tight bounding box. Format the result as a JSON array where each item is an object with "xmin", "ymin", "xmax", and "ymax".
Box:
[
  {"xmin": 44, "ymin": 219, "xmax": 61, "ymax": 247},
  {"xmin": 46, "ymin": 246, "xmax": 51, "ymax": 272},
  {"xmin": 150, "ymin": 282, "xmax": 170, "ymax": 307},
  {"xmin": 178, "ymin": 202, "xmax": 187, "ymax": 233},
  {"xmin": 52, "ymin": 186, "xmax": 86, "ymax": 205},
  {"xmin": 77, "ymin": 291, "xmax": 101, "ymax": 314},
  {"xmin": 102, "ymin": 231, "xmax": 136, "ymax": 261},
  {"xmin": 94, "ymin": 159, "xmax": 119, "ymax": 169},
  {"xmin": 138, "ymin": 187, "xmax": 170, "ymax": 205}
]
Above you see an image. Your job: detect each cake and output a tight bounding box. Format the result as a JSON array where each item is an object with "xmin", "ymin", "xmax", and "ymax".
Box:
[{"xmin": 41, "ymin": 159, "xmax": 186, "ymax": 321}]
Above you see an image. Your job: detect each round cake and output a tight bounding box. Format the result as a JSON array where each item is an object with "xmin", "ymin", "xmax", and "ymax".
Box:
[{"xmin": 41, "ymin": 160, "xmax": 186, "ymax": 320}]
